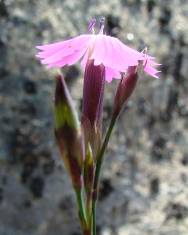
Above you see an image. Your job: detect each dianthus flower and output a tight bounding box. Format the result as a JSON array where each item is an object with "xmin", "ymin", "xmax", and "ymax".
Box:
[{"xmin": 36, "ymin": 18, "xmax": 160, "ymax": 82}]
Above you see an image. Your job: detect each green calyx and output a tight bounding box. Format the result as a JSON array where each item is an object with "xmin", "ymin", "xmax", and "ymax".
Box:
[{"xmin": 55, "ymin": 101, "xmax": 79, "ymax": 130}]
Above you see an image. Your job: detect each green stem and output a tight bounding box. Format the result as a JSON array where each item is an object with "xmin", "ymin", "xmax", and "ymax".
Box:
[
  {"xmin": 92, "ymin": 116, "xmax": 117, "ymax": 235},
  {"xmin": 94, "ymin": 116, "xmax": 116, "ymax": 189},
  {"xmin": 92, "ymin": 202, "xmax": 96, "ymax": 235},
  {"xmin": 75, "ymin": 189, "xmax": 88, "ymax": 234},
  {"xmin": 86, "ymin": 190, "xmax": 92, "ymax": 229}
]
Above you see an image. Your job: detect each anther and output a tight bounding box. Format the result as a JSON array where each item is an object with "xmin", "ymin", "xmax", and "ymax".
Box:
[
  {"xmin": 99, "ymin": 16, "xmax": 105, "ymax": 34},
  {"xmin": 88, "ymin": 18, "xmax": 96, "ymax": 34},
  {"xmin": 140, "ymin": 47, "xmax": 148, "ymax": 68}
]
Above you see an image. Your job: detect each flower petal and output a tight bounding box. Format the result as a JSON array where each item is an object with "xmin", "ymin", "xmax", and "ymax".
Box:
[
  {"xmin": 81, "ymin": 49, "xmax": 89, "ymax": 70},
  {"xmin": 36, "ymin": 35, "xmax": 91, "ymax": 64},
  {"xmin": 36, "ymin": 31, "xmax": 160, "ymax": 80},
  {"xmin": 143, "ymin": 58, "xmax": 161, "ymax": 78},
  {"xmin": 43, "ymin": 46, "xmax": 87, "ymax": 68},
  {"xmin": 105, "ymin": 67, "xmax": 121, "ymax": 82},
  {"xmin": 91, "ymin": 35, "xmax": 142, "ymax": 73}
]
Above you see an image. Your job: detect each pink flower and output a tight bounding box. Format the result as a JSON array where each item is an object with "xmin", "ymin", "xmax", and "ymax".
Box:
[{"xmin": 36, "ymin": 19, "xmax": 160, "ymax": 82}]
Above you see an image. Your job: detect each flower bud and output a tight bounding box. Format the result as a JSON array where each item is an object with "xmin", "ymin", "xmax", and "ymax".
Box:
[
  {"xmin": 82, "ymin": 59, "xmax": 105, "ymax": 155},
  {"xmin": 55, "ymin": 74, "xmax": 83, "ymax": 189},
  {"xmin": 113, "ymin": 66, "xmax": 138, "ymax": 118}
]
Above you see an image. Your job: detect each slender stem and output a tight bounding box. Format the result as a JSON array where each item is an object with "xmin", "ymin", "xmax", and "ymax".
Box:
[
  {"xmin": 92, "ymin": 202, "xmax": 96, "ymax": 235},
  {"xmin": 75, "ymin": 189, "xmax": 88, "ymax": 234},
  {"xmin": 94, "ymin": 116, "xmax": 116, "ymax": 189},
  {"xmin": 84, "ymin": 188, "xmax": 92, "ymax": 234},
  {"xmin": 92, "ymin": 116, "xmax": 117, "ymax": 235}
]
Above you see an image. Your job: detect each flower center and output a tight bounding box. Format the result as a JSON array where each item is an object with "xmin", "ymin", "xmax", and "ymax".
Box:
[{"xmin": 88, "ymin": 17, "xmax": 105, "ymax": 35}]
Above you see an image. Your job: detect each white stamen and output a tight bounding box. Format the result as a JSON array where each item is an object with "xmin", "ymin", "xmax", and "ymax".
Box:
[
  {"xmin": 99, "ymin": 16, "xmax": 105, "ymax": 34},
  {"xmin": 88, "ymin": 18, "xmax": 96, "ymax": 34}
]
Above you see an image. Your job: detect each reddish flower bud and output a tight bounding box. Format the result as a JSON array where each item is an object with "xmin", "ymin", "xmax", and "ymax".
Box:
[
  {"xmin": 82, "ymin": 60, "xmax": 105, "ymax": 155},
  {"xmin": 82, "ymin": 59, "xmax": 105, "ymax": 129},
  {"xmin": 55, "ymin": 74, "xmax": 83, "ymax": 189},
  {"xmin": 113, "ymin": 66, "xmax": 138, "ymax": 118}
]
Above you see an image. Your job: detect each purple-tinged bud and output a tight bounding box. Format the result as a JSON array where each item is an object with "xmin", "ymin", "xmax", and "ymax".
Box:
[
  {"xmin": 113, "ymin": 66, "xmax": 138, "ymax": 118},
  {"xmin": 82, "ymin": 59, "xmax": 105, "ymax": 129},
  {"xmin": 82, "ymin": 59, "xmax": 105, "ymax": 155},
  {"xmin": 55, "ymin": 74, "xmax": 84, "ymax": 190}
]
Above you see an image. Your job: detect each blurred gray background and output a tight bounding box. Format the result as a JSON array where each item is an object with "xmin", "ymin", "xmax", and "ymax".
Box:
[{"xmin": 0, "ymin": 0, "xmax": 188, "ymax": 234}]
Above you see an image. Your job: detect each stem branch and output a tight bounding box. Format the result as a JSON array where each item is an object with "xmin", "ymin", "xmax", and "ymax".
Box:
[{"xmin": 92, "ymin": 116, "xmax": 117, "ymax": 235}]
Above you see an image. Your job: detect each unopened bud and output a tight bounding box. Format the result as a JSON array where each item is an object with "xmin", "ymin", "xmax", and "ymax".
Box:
[
  {"xmin": 55, "ymin": 74, "xmax": 83, "ymax": 189},
  {"xmin": 82, "ymin": 59, "xmax": 105, "ymax": 155},
  {"xmin": 113, "ymin": 66, "xmax": 138, "ymax": 118}
]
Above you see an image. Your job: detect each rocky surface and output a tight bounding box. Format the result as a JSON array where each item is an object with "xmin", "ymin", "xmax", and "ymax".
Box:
[{"xmin": 0, "ymin": 0, "xmax": 188, "ymax": 234}]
